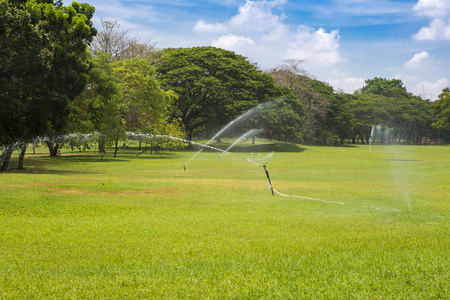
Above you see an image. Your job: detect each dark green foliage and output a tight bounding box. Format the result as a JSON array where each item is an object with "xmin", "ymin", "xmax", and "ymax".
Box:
[
  {"xmin": 0, "ymin": 0, "xmax": 96, "ymax": 168},
  {"xmin": 360, "ymin": 77, "xmax": 409, "ymax": 98},
  {"xmin": 431, "ymin": 88, "xmax": 450, "ymax": 142},
  {"xmin": 155, "ymin": 47, "xmax": 287, "ymax": 139},
  {"xmin": 68, "ymin": 54, "xmax": 118, "ymax": 135},
  {"xmin": 253, "ymin": 93, "xmax": 304, "ymax": 143},
  {"xmin": 353, "ymin": 78, "xmax": 440, "ymax": 144}
]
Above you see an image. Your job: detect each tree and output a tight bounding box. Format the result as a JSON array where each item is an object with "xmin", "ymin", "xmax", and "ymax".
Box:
[
  {"xmin": 0, "ymin": 0, "xmax": 96, "ymax": 170},
  {"xmin": 111, "ymin": 58, "xmax": 183, "ymax": 157},
  {"xmin": 350, "ymin": 94, "xmax": 390, "ymax": 144},
  {"xmin": 90, "ymin": 19, "xmax": 155, "ymax": 61},
  {"xmin": 360, "ymin": 77, "xmax": 410, "ymax": 98},
  {"xmin": 269, "ymin": 60, "xmax": 330, "ymax": 144},
  {"xmin": 431, "ymin": 87, "xmax": 450, "ymax": 143},
  {"xmin": 326, "ymin": 93, "xmax": 354, "ymax": 144},
  {"xmin": 67, "ymin": 53, "xmax": 119, "ymax": 153},
  {"xmin": 253, "ymin": 93, "xmax": 304, "ymax": 143},
  {"xmin": 357, "ymin": 77, "xmax": 434, "ymax": 144},
  {"xmin": 156, "ymin": 46, "xmax": 286, "ymax": 139}
]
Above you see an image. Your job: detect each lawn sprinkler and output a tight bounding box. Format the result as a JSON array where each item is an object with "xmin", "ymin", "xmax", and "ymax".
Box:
[
  {"xmin": 247, "ymin": 156, "xmax": 345, "ymax": 204},
  {"xmin": 247, "ymin": 158, "xmax": 274, "ymax": 196},
  {"xmin": 263, "ymin": 164, "xmax": 274, "ymax": 196}
]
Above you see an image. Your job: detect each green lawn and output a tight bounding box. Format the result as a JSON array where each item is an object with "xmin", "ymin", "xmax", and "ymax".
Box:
[{"xmin": 1, "ymin": 142, "xmax": 449, "ymax": 299}]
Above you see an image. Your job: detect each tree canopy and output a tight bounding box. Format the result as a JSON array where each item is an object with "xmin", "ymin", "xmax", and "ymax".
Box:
[
  {"xmin": 155, "ymin": 47, "xmax": 287, "ymax": 139},
  {"xmin": 0, "ymin": 0, "xmax": 96, "ymax": 169}
]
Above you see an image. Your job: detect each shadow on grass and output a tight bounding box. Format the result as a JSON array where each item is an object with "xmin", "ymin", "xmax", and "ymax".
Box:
[
  {"xmin": 182, "ymin": 142, "xmax": 306, "ymax": 153},
  {"xmin": 2, "ymin": 151, "xmax": 184, "ymax": 174},
  {"xmin": 5, "ymin": 168, "xmax": 100, "ymax": 175}
]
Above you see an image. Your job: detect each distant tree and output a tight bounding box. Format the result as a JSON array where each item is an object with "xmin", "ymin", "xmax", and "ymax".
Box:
[
  {"xmin": 357, "ymin": 78, "xmax": 434, "ymax": 144},
  {"xmin": 90, "ymin": 19, "xmax": 155, "ymax": 61},
  {"xmin": 360, "ymin": 77, "xmax": 410, "ymax": 98},
  {"xmin": 253, "ymin": 93, "xmax": 304, "ymax": 143},
  {"xmin": 67, "ymin": 53, "xmax": 119, "ymax": 153},
  {"xmin": 269, "ymin": 60, "xmax": 330, "ymax": 144},
  {"xmin": 156, "ymin": 47, "xmax": 288, "ymax": 140},
  {"xmin": 0, "ymin": 0, "xmax": 96, "ymax": 170},
  {"xmin": 326, "ymin": 93, "xmax": 354, "ymax": 144},
  {"xmin": 431, "ymin": 87, "xmax": 450, "ymax": 143},
  {"xmin": 350, "ymin": 94, "xmax": 390, "ymax": 144},
  {"xmin": 111, "ymin": 58, "xmax": 183, "ymax": 157}
]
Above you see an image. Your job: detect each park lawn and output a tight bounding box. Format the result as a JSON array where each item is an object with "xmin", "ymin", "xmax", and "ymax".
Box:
[{"xmin": 0, "ymin": 143, "xmax": 449, "ymax": 299}]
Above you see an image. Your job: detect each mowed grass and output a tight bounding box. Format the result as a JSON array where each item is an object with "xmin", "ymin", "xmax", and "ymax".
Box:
[{"xmin": 0, "ymin": 142, "xmax": 449, "ymax": 299}]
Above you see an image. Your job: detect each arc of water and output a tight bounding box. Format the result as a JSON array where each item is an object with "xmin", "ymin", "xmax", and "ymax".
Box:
[
  {"xmin": 184, "ymin": 102, "xmax": 269, "ymax": 168},
  {"xmin": 184, "ymin": 149, "xmax": 203, "ymax": 168},
  {"xmin": 219, "ymin": 129, "xmax": 262, "ymax": 157},
  {"xmin": 127, "ymin": 133, "xmax": 232, "ymax": 154}
]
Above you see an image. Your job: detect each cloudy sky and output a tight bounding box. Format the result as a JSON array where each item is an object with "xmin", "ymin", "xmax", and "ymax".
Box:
[{"xmin": 86, "ymin": 0, "xmax": 450, "ymax": 100}]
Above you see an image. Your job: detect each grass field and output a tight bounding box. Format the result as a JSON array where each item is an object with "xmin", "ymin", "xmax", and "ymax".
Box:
[{"xmin": 1, "ymin": 141, "xmax": 449, "ymax": 298}]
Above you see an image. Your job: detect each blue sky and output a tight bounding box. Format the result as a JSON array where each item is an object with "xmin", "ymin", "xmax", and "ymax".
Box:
[{"xmin": 86, "ymin": 0, "xmax": 450, "ymax": 100}]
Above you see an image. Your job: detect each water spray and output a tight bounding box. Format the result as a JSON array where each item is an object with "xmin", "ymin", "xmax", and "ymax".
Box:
[
  {"xmin": 219, "ymin": 129, "xmax": 262, "ymax": 158},
  {"xmin": 184, "ymin": 102, "xmax": 269, "ymax": 168},
  {"xmin": 369, "ymin": 126, "xmax": 374, "ymax": 154}
]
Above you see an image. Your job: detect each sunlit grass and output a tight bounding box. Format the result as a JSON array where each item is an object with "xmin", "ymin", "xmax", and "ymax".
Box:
[{"xmin": 0, "ymin": 143, "xmax": 449, "ymax": 298}]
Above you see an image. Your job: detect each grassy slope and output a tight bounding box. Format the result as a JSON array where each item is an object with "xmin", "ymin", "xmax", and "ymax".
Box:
[{"xmin": 0, "ymin": 143, "xmax": 449, "ymax": 299}]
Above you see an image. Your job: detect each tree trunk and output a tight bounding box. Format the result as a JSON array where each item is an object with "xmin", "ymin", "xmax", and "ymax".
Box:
[
  {"xmin": 98, "ymin": 137, "xmax": 106, "ymax": 153},
  {"xmin": 252, "ymin": 136, "xmax": 256, "ymax": 145},
  {"xmin": 1, "ymin": 146, "xmax": 13, "ymax": 172},
  {"xmin": 46, "ymin": 141, "xmax": 59, "ymax": 157},
  {"xmin": 113, "ymin": 134, "xmax": 119, "ymax": 158},
  {"xmin": 17, "ymin": 146, "xmax": 27, "ymax": 170}
]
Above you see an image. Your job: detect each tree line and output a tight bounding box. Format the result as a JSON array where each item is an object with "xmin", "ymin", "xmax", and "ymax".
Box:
[{"xmin": 1, "ymin": 1, "xmax": 449, "ymax": 171}]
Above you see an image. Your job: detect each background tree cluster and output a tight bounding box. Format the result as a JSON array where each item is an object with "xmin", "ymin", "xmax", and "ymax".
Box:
[{"xmin": 1, "ymin": 5, "xmax": 449, "ymax": 171}]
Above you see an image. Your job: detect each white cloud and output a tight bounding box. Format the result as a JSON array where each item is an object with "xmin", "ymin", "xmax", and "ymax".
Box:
[
  {"xmin": 420, "ymin": 78, "xmax": 450, "ymax": 99},
  {"xmin": 385, "ymin": 50, "xmax": 449, "ymax": 100},
  {"xmin": 194, "ymin": 20, "xmax": 227, "ymax": 33},
  {"xmin": 413, "ymin": 0, "xmax": 450, "ymax": 18},
  {"xmin": 212, "ymin": 34, "xmax": 255, "ymax": 48},
  {"xmin": 399, "ymin": 76, "xmax": 449, "ymax": 100},
  {"xmin": 405, "ymin": 51, "xmax": 430, "ymax": 69},
  {"xmin": 413, "ymin": 18, "xmax": 450, "ymax": 40},
  {"xmin": 228, "ymin": 0, "xmax": 287, "ymax": 33},
  {"xmin": 326, "ymin": 76, "xmax": 366, "ymax": 94},
  {"xmin": 285, "ymin": 27, "xmax": 341, "ymax": 65},
  {"xmin": 413, "ymin": 0, "xmax": 450, "ymax": 40},
  {"xmin": 194, "ymin": 0, "xmax": 341, "ymax": 68}
]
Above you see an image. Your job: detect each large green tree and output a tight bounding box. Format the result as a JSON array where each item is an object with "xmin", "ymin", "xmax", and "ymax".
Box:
[
  {"xmin": 360, "ymin": 77, "xmax": 410, "ymax": 98},
  {"xmin": 67, "ymin": 53, "xmax": 119, "ymax": 153},
  {"xmin": 0, "ymin": 0, "xmax": 96, "ymax": 169},
  {"xmin": 155, "ymin": 47, "xmax": 286, "ymax": 139},
  {"xmin": 111, "ymin": 58, "xmax": 183, "ymax": 157}
]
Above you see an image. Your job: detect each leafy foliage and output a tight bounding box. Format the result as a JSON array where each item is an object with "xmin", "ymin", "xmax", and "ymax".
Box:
[
  {"xmin": 156, "ymin": 47, "xmax": 286, "ymax": 139},
  {"xmin": 0, "ymin": 0, "xmax": 96, "ymax": 168}
]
